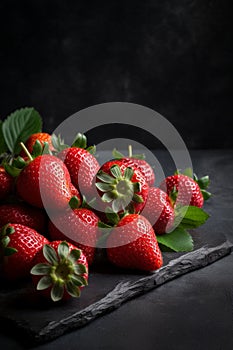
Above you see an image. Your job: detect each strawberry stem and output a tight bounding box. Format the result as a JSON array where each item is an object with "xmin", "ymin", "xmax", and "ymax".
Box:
[
  {"xmin": 128, "ymin": 145, "xmax": 133, "ymax": 158},
  {"xmin": 20, "ymin": 142, "xmax": 33, "ymax": 161}
]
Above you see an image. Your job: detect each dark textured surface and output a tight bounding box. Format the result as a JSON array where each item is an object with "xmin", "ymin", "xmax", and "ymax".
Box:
[
  {"xmin": 0, "ymin": 150, "xmax": 233, "ymax": 349},
  {"xmin": 0, "ymin": 1, "xmax": 232, "ymax": 148}
]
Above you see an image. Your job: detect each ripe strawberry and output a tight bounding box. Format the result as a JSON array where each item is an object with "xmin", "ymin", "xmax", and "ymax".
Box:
[
  {"xmin": 141, "ymin": 187, "xmax": 175, "ymax": 234},
  {"xmin": 121, "ymin": 158, "xmax": 155, "ymax": 187},
  {"xmin": 58, "ymin": 147, "xmax": 100, "ymax": 198},
  {"xmin": 0, "ymin": 203, "xmax": 47, "ymax": 233},
  {"xmin": 112, "ymin": 147, "xmax": 155, "ymax": 186},
  {"xmin": 48, "ymin": 208, "xmax": 99, "ymax": 265},
  {"xmin": 160, "ymin": 174, "xmax": 204, "ymax": 208},
  {"xmin": 96, "ymin": 160, "xmax": 148, "ymax": 214},
  {"xmin": 0, "ymin": 223, "xmax": 49, "ymax": 280},
  {"xmin": 107, "ymin": 214, "xmax": 163, "ymax": 271},
  {"xmin": 16, "ymin": 155, "xmax": 76, "ymax": 209},
  {"xmin": 0, "ymin": 166, "xmax": 14, "ymax": 200},
  {"xmin": 21, "ymin": 133, "xmax": 54, "ymax": 156},
  {"xmin": 31, "ymin": 241, "xmax": 88, "ymax": 302}
]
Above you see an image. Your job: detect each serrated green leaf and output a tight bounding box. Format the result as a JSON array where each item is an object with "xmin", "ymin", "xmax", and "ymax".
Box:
[
  {"xmin": 157, "ymin": 227, "xmax": 194, "ymax": 252},
  {"xmin": 0, "ymin": 120, "xmax": 8, "ymax": 154},
  {"xmin": 2, "ymin": 107, "xmax": 42, "ymax": 154},
  {"xmin": 176, "ymin": 206, "xmax": 210, "ymax": 229}
]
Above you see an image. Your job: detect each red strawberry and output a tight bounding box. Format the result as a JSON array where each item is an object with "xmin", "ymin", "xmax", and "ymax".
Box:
[
  {"xmin": 0, "ymin": 203, "xmax": 47, "ymax": 233},
  {"xmin": 58, "ymin": 147, "xmax": 100, "ymax": 198},
  {"xmin": 107, "ymin": 214, "xmax": 163, "ymax": 271},
  {"xmin": 16, "ymin": 155, "xmax": 76, "ymax": 209},
  {"xmin": 31, "ymin": 240, "xmax": 88, "ymax": 302},
  {"xmin": 0, "ymin": 166, "xmax": 14, "ymax": 200},
  {"xmin": 95, "ymin": 160, "xmax": 148, "ymax": 214},
  {"xmin": 0, "ymin": 223, "xmax": 49, "ymax": 280},
  {"xmin": 21, "ymin": 132, "xmax": 54, "ymax": 156},
  {"xmin": 121, "ymin": 158, "xmax": 155, "ymax": 187},
  {"xmin": 160, "ymin": 174, "xmax": 204, "ymax": 208},
  {"xmin": 48, "ymin": 208, "xmax": 99, "ymax": 265},
  {"xmin": 141, "ymin": 187, "xmax": 175, "ymax": 234}
]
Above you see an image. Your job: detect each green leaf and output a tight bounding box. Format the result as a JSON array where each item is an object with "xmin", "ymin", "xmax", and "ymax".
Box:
[
  {"xmin": 69, "ymin": 249, "xmax": 81, "ymax": 262},
  {"xmin": 66, "ymin": 281, "xmax": 81, "ymax": 298},
  {"xmin": 4, "ymin": 246, "xmax": 18, "ymax": 256},
  {"xmin": 96, "ymin": 171, "xmax": 114, "ymax": 183},
  {"xmin": 132, "ymin": 194, "xmax": 143, "ymax": 203},
  {"xmin": 2, "ymin": 107, "xmax": 42, "ymax": 154},
  {"xmin": 110, "ymin": 165, "xmax": 122, "ymax": 178},
  {"xmin": 182, "ymin": 167, "xmax": 193, "ymax": 178},
  {"xmin": 4, "ymin": 162, "xmax": 22, "ymax": 177},
  {"xmin": 102, "ymin": 192, "xmax": 115, "ymax": 203},
  {"xmin": 37, "ymin": 276, "xmax": 52, "ymax": 290},
  {"xmin": 124, "ymin": 167, "xmax": 134, "ymax": 180},
  {"xmin": 69, "ymin": 195, "xmax": 80, "ymax": 209},
  {"xmin": 58, "ymin": 241, "xmax": 69, "ymax": 260},
  {"xmin": 43, "ymin": 244, "xmax": 58, "ymax": 264},
  {"xmin": 72, "ymin": 133, "xmax": 87, "ymax": 149},
  {"xmin": 74, "ymin": 263, "xmax": 87, "ymax": 275},
  {"xmin": 201, "ymin": 189, "xmax": 211, "ymax": 201},
  {"xmin": 112, "ymin": 148, "xmax": 125, "ymax": 159},
  {"xmin": 51, "ymin": 282, "xmax": 64, "ymax": 302},
  {"xmin": 51, "ymin": 133, "xmax": 69, "ymax": 152},
  {"xmin": 176, "ymin": 206, "xmax": 210, "ymax": 229},
  {"xmin": 157, "ymin": 227, "xmax": 194, "ymax": 252},
  {"xmin": 105, "ymin": 207, "xmax": 120, "ymax": 225},
  {"xmin": 0, "ymin": 120, "xmax": 8, "ymax": 154},
  {"xmin": 31, "ymin": 140, "xmax": 43, "ymax": 157},
  {"xmin": 95, "ymin": 182, "xmax": 114, "ymax": 192},
  {"xmin": 196, "ymin": 175, "xmax": 210, "ymax": 189},
  {"xmin": 2, "ymin": 235, "xmax": 10, "ymax": 248},
  {"xmin": 30, "ymin": 263, "xmax": 51, "ymax": 275},
  {"xmin": 86, "ymin": 145, "xmax": 96, "ymax": 155},
  {"xmin": 131, "ymin": 153, "xmax": 145, "ymax": 160}
]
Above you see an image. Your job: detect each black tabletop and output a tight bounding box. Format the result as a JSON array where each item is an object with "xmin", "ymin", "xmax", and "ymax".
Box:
[{"xmin": 1, "ymin": 149, "xmax": 233, "ymax": 350}]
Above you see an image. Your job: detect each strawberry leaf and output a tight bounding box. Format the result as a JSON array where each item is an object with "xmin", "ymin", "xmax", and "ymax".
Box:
[
  {"xmin": 157, "ymin": 227, "xmax": 193, "ymax": 252},
  {"xmin": 2, "ymin": 107, "xmax": 42, "ymax": 155},
  {"xmin": 175, "ymin": 205, "xmax": 210, "ymax": 229},
  {"xmin": 0, "ymin": 121, "xmax": 8, "ymax": 154}
]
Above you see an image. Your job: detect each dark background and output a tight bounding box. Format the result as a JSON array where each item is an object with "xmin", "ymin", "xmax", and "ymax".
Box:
[{"xmin": 0, "ymin": 0, "xmax": 232, "ymax": 149}]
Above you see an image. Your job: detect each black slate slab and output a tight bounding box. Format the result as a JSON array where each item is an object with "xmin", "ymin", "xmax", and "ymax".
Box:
[{"xmin": 0, "ymin": 239, "xmax": 232, "ymax": 346}]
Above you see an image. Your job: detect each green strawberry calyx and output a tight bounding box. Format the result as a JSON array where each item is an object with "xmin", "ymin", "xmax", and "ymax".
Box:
[
  {"xmin": 96, "ymin": 164, "xmax": 143, "ymax": 213},
  {"xmin": 30, "ymin": 241, "xmax": 88, "ymax": 302},
  {"xmin": 0, "ymin": 224, "xmax": 18, "ymax": 257},
  {"xmin": 112, "ymin": 144, "xmax": 146, "ymax": 160}
]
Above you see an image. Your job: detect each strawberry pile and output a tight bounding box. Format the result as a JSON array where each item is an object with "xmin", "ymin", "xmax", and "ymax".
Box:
[{"xmin": 0, "ymin": 107, "xmax": 211, "ymax": 303}]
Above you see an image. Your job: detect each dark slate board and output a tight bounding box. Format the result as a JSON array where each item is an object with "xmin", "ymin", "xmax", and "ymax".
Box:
[{"xmin": 0, "ymin": 236, "xmax": 232, "ymax": 346}]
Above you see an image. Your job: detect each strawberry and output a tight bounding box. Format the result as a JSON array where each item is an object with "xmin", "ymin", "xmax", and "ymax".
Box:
[
  {"xmin": 107, "ymin": 214, "xmax": 163, "ymax": 271},
  {"xmin": 0, "ymin": 166, "xmax": 14, "ymax": 201},
  {"xmin": 58, "ymin": 147, "xmax": 100, "ymax": 198},
  {"xmin": 48, "ymin": 208, "xmax": 99, "ymax": 265},
  {"xmin": 141, "ymin": 187, "xmax": 175, "ymax": 234},
  {"xmin": 0, "ymin": 203, "xmax": 47, "ymax": 233},
  {"xmin": 31, "ymin": 241, "xmax": 88, "ymax": 302},
  {"xmin": 21, "ymin": 132, "xmax": 54, "ymax": 156},
  {"xmin": 95, "ymin": 160, "xmax": 148, "ymax": 214},
  {"xmin": 112, "ymin": 147, "xmax": 155, "ymax": 186},
  {"xmin": 16, "ymin": 155, "xmax": 76, "ymax": 210},
  {"xmin": 160, "ymin": 174, "xmax": 204, "ymax": 208},
  {"xmin": 0, "ymin": 223, "xmax": 49, "ymax": 280}
]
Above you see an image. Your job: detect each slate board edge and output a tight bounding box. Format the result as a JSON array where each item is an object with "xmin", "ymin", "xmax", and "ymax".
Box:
[{"xmin": 11, "ymin": 240, "xmax": 229, "ymax": 345}]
